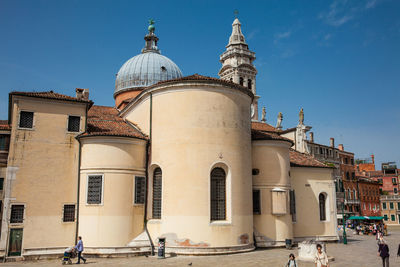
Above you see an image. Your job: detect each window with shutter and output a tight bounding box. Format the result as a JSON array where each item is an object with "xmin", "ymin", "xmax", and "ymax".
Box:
[
  {"xmin": 19, "ymin": 111, "xmax": 34, "ymax": 128},
  {"xmin": 87, "ymin": 175, "xmax": 103, "ymax": 204},
  {"xmin": 63, "ymin": 205, "xmax": 75, "ymax": 222},
  {"xmin": 290, "ymin": 190, "xmax": 296, "ymax": 222},
  {"xmin": 253, "ymin": 190, "xmax": 261, "ymax": 214},
  {"xmin": 134, "ymin": 176, "xmax": 145, "ymax": 204},
  {"xmin": 68, "ymin": 116, "xmax": 80, "ymax": 132},
  {"xmin": 319, "ymin": 193, "xmax": 326, "ymax": 221},
  {"xmin": 152, "ymin": 168, "xmax": 162, "ymax": 219},
  {"xmin": 10, "ymin": 205, "xmax": 24, "ymax": 223},
  {"xmin": 210, "ymin": 168, "xmax": 226, "ymax": 221}
]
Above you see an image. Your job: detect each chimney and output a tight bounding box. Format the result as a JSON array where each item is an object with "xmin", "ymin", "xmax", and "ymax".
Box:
[
  {"xmin": 330, "ymin": 137, "xmax": 335, "ymax": 148},
  {"xmin": 76, "ymin": 88, "xmax": 89, "ymax": 100},
  {"xmin": 309, "ymin": 132, "xmax": 314, "ymax": 143},
  {"xmin": 338, "ymin": 144, "xmax": 344, "ymax": 151}
]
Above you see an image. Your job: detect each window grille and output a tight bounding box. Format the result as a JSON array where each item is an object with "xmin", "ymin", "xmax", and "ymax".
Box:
[
  {"xmin": 319, "ymin": 193, "xmax": 326, "ymax": 221},
  {"xmin": 87, "ymin": 175, "xmax": 103, "ymax": 204},
  {"xmin": 63, "ymin": 205, "xmax": 75, "ymax": 222},
  {"xmin": 290, "ymin": 190, "xmax": 296, "ymax": 222},
  {"xmin": 134, "ymin": 176, "xmax": 145, "ymax": 204},
  {"xmin": 19, "ymin": 111, "xmax": 34, "ymax": 128},
  {"xmin": 210, "ymin": 168, "xmax": 226, "ymax": 221},
  {"xmin": 152, "ymin": 168, "xmax": 162, "ymax": 219},
  {"xmin": 10, "ymin": 205, "xmax": 24, "ymax": 223},
  {"xmin": 253, "ymin": 190, "xmax": 261, "ymax": 214},
  {"xmin": 68, "ymin": 116, "xmax": 80, "ymax": 132}
]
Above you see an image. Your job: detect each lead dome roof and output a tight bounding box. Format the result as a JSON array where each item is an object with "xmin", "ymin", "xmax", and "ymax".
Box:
[{"xmin": 114, "ymin": 21, "xmax": 182, "ymax": 95}]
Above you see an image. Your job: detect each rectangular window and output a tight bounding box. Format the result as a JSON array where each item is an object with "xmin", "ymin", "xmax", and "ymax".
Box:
[
  {"xmin": 0, "ymin": 177, "xmax": 3, "ymax": 191},
  {"xmin": 390, "ymin": 202, "xmax": 394, "ymax": 209},
  {"xmin": 253, "ymin": 190, "xmax": 261, "ymax": 214},
  {"xmin": 0, "ymin": 136, "xmax": 6, "ymax": 150},
  {"xmin": 384, "ymin": 214, "xmax": 388, "ymax": 221},
  {"xmin": 63, "ymin": 204, "xmax": 75, "ymax": 222},
  {"xmin": 134, "ymin": 176, "xmax": 145, "ymax": 204},
  {"xmin": 394, "ymin": 188, "xmax": 398, "ymax": 194},
  {"xmin": 19, "ymin": 111, "xmax": 34, "ymax": 129},
  {"xmin": 397, "ymin": 202, "xmax": 400, "ymax": 210},
  {"xmin": 10, "ymin": 205, "xmax": 24, "ymax": 223},
  {"xmin": 391, "ymin": 214, "xmax": 395, "ymax": 221},
  {"xmin": 383, "ymin": 202, "xmax": 386, "ymax": 209},
  {"xmin": 351, "ymin": 158, "xmax": 354, "ymax": 165},
  {"xmin": 67, "ymin": 116, "xmax": 80, "ymax": 132},
  {"xmin": 392, "ymin": 178, "xmax": 397, "ymax": 184},
  {"xmin": 345, "ymin": 158, "xmax": 348, "ymax": 164},
  {"xmin": 87, "ymin": 175, "xmax": 103, "ymax": 204}
]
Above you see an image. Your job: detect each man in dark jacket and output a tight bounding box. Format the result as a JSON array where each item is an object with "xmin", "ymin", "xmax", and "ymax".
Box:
[{"xmin": 378, "ymin": 239, "xmax": 389, "ymax": 267}]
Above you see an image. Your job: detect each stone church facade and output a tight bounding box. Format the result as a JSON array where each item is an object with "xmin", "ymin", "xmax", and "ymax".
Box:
[{"xmin": 0, "ymin": 18, "xmax": 338, "ymax": 259}]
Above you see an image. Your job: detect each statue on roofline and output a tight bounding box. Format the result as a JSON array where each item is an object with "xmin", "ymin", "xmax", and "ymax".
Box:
[
  {"xmin": 276, "ymin": 112, "xmax": 283, "ymax": 129},
  {"xmin": 299, "ymin": 108, "xmax": 304, "ymax": 125},
  {"xmin": 261, "ymin": 106, "xmax": 266, "ymax": 122}
]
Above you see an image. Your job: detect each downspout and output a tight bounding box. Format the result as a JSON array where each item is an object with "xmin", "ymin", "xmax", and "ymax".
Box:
[
  {"xmin": 144, "ymin": 92, "xmax": 155, "ymax": 255},
  {"xmin": 75, "ymin": 104, "xmax": 88, "ymax": 244}
]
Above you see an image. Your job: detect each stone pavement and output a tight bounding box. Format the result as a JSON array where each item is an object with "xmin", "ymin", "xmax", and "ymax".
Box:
[{"xmin": 3, "ymin": 228, "xmax": 400, "ymax": 267}]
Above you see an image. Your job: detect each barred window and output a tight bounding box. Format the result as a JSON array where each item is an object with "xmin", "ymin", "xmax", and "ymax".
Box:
[
  {"xmin": 19, "ymin": 111, "xmax": 34, "ymax": 128},
  {"xmin": 68, "ymin": 116, "xmax": 80, "ymax": 132},
  {"xmin": 319, "ymin": 193, "xmax": 326, "ymax": 221},
  {"xmin": 290, "ymin": 190, "xmax": 296, "ymax": 222},
  {"xmin": 87, "ymin": 175, "xmax": 103, "ymax": 204},
  {"xmin": 210, "ymin": 167, "xmax": 226, "ymax": 221},
  {"xmin": 10, "ymin": 205, "xmax": 24, "ymax": 223},
  {"xmin": 152, "ymin": 168, "xmax": 162, "ymax": 219},
  {"xmin": 63, "ymin": 205, "xmax": 75, "ymax": 222},
  {"xmin": 134, "ymin": 176, "xmax": 145, "ymax": 204},
  {"xmin": 253, "ymin": 190, "xmax": 261, "ymax": 214}
]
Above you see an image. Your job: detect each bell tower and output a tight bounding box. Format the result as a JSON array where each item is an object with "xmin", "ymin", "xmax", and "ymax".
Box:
[{"xmin": 218, "ymin": 16, "xmax": 259, "ymax": 120}]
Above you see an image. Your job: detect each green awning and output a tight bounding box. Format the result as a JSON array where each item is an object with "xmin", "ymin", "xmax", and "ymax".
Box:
[{"xmin": 348, "ymin": 216, "xmax": 383, "ymax": 220}]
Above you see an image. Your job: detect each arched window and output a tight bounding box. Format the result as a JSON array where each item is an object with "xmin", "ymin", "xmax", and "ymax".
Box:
[
  {"xmin": 210, "ymin": 167, "xmax": 226, "ymax": 221},
  {"xmin": 239, "ymin": 77, "xmax": 244, "ymax": 86},
  {"xmin": 230, "ymin": 77, "xmax": 233, "ymax": 82},
  {"xmin": 152, "ymin": 167, "xmax": 162, "ymax": 219},
  {"xmin": 353, "ymin": 189, "xmax": 357, "ymax": 199},
  {"xmin": 247, "ymin": 79, "xmax": 252, "ymax": 90},
  {"xmin": 319, "ymin": 193, "xmax": 326, "ymax": 221}
]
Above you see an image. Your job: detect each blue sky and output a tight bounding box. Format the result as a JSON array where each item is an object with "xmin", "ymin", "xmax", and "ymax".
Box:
[{"xmin": 0, "ymin": 0, "xmax": 399, "ymax": 168}]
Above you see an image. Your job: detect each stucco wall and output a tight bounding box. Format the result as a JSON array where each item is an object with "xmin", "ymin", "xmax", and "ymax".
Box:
[
  {"xmin": 79, "ymin": 137, "xmax": 146, "ymax": 247},
  {"xmin": 125, "ymin": 82, "xmax": 254, "ymax": 252},
  {"xmin": 252, "ymin": 140, "xmax": 293, "ymax": 246},
  {"xmin": 1, "ymin": 97, "xmax": 87, "ymax": 252},
  {"xmin": 290, "ymin": 167, "xmax": 338, "ymax": 241}
]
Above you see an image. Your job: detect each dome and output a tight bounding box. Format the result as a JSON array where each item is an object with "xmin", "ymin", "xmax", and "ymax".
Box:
[{"xmin": 115, "ymin": 52, "xmax": 182, "ymax": 94}]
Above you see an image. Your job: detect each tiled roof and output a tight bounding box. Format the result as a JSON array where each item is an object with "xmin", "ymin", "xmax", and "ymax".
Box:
[
  {"xmin": 0, "ymin": 120, "xmax": 11, "ymax": 130},
  {"xmin": 10, "ymin": 91, "xmax": 93, "ymax": 105},
  {"xmin": 78, "ymin": 105, "xmax": 147, "ymax": 139},
  {"xmin": 289, "ymin": 149, "xmax": 331, "ymax": 168},
  {"xmin": 251, "ymin": 121, "xmax": 277, "ymax": 132},
  {"xmin": 251, "ymin": 129, "xmax": 293, "ymax": 144}
]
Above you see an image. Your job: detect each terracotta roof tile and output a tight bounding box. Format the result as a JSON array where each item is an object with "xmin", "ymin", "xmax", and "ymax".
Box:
[
  {"xmin": 0, "ymin": 120, "xmax": 11, "ymax": 130},
  {"xmin": 251, "ymin": 121, "xmax": 277, "ymax": 132},
  {"xmin": 78, "ymin": 105, "xmax": 147, "ymax": 139},
  {"xmin": 289, "ymin": 149, "xmax": 331, "ymax": 168},
  {"xmin": 10, "ymin": 91, "xmax": 93, "ymax": 105},
  {"xmin": 251, "ymin": 129, "xmax": 293, "ymax": 144}
]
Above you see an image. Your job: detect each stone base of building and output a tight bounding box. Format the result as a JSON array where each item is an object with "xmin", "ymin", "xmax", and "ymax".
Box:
[{"xmin": 163, "ymin": 243, "xmax": 255, "ymax": 255}]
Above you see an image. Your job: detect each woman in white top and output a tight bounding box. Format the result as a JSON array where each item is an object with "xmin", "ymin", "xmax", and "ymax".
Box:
[{"xmin": 314, "ymin": 244, "xmax": 329, "ymax": 267}]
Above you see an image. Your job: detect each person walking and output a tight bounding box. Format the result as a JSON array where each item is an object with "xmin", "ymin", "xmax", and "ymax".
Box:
[
  {"xmin": 314, "ymin": 244, "xmax": 329, "ymax": 267},
  {"xmin": 286, "ymin": 253, "xmax": 298, "ymax": 267},
  {"xmin": 75, "ymin": 236, "xmax": 87, "ymax": 264},
  {"xmin": 378, "ymin": 239, "xmax": 389, "ymax": 267}
]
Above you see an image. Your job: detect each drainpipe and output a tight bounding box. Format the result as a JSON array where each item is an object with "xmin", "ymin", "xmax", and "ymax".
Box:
[{"xmin": 144, "ymin": 92, "xmax": 155, "ymax": 255}]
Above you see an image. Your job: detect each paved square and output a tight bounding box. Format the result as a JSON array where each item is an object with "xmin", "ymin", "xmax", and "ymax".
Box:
[{"xmin": 3, "ymin": 228, "xmax": 400, "ymax": 267}]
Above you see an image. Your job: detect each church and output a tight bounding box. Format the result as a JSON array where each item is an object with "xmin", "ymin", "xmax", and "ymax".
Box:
[{"xmin": 0, "ymin": 18, "xmax": 338, "ymax": 258}]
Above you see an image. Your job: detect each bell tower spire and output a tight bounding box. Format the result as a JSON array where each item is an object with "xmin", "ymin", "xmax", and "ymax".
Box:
[{"xmin": 218, "ymin": 14, "xmax": 259, "ymax": 120}]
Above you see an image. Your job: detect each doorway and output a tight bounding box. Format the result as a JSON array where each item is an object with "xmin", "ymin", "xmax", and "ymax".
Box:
[{"xmin": 8, "ymin": 228, "xmax": 23, "ymax": 256}]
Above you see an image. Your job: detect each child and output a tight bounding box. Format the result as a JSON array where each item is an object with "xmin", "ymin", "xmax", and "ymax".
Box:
[{"xmin": 286, "ymin": 253, "xmax": 298, "ymax": 267}]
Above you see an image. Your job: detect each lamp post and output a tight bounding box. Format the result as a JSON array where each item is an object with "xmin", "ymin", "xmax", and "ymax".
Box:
[{"xmin": 342, "ymin": 201, "xmax": 347, "ymax": 244}]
